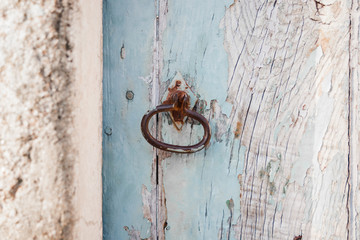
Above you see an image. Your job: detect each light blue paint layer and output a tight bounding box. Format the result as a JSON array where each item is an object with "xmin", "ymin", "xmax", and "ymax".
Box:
[
  {"xmin": 290, "ymin": 70, "xmax": 334, "ymax": 186},
  {"xmin": 160, "ymin": 1, "xmax": 240, "ymax": 238},
  {"xmin": 163, "ymin": 140, "xmax": 241, "ymax": 240},
  {"xmin": 221, "ymin": 101, "xmax": 233, "ymax": 117},
  {"xmin": 161, "ymin": 0, "xmax": 232, "ymax": 105},
  {"xmin": 298, "ymin": 46, "xmax": 323, "ymax": 81},
  {"xmin": 103, "ymin": 1, "xmax": 155, "ymax": 239}
]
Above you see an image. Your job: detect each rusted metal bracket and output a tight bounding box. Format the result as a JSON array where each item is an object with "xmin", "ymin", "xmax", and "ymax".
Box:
[
  {"xmin": 162, "ymin": 81, "xmax": 191, "ymax": 124},
  {"xmin": 161, "ymin": 72, "xmax": 198, "ymax": 130},
  {"xmin": 140, "ymin": 76, "xmax": 211, "ymax": 153}
]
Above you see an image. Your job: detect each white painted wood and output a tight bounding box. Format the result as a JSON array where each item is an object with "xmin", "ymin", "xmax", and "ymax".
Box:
[
  {"xmin": 157, "ymin": 0, "xmax": 351, "ymax": 239},
  {"xmin": 350, "ymin": 1, "xmax": 360, "ymax": 239},
  {"xmin": 220, "ymin": 1, "xmax": 350, "ymax": 238}
]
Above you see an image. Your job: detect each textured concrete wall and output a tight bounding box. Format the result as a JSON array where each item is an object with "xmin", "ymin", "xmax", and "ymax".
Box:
[{"xmin": 0, "ymin": 1, "xmax": 102, "ymax": 239}]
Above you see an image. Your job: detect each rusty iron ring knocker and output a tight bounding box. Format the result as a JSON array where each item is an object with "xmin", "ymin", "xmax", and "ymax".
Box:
[{"xmin": 141, "ymin": 91, "xmax": 211, "ymax": 153}]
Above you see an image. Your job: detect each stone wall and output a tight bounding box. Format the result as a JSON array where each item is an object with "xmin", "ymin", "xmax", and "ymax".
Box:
[{"xmin": 0, "ymin": 1, "xmax": 102, "ymax": 239}]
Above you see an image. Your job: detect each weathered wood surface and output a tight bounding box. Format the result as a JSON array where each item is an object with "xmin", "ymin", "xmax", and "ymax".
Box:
[
  {"xmin": 350, "ymin": 1, "xmax": 360, "ymax": 239},
  {"xmin": 102, "ymin": 1, "xmax": 156, "ymax": 239},
  {"xmin": 103, "ymin": 0, "xmax": 358, "ymax": 239}
]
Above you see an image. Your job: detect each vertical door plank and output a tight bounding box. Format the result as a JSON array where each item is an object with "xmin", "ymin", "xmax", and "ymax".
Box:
[
  {"xmin": 350, "ymin": 1, "xmax": 360, "ymax": 239},
  {"xmin": 159, "ymin": 0, "xmax": 350, "ymax": 239},
  {"xmin": 102, "ymin": 1, "xmax": 156, "ymax": 239},
  {"xmin": 158, "ymin": 0, "xmax": 232, "ymax": 239}
]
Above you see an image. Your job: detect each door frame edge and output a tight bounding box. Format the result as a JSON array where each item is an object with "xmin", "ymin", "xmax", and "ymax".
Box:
[{"xmin": 73, "ymin": 0, "xmax": 103, "ymax": 239}]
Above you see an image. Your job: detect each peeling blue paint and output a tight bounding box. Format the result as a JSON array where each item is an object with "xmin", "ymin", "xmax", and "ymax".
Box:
[
  {"xmin": 161, "ymin": 0, "xmax": 232, "ymax": 106},
  {"xmin": 103, "ymin": 0, "xmax": 155, "ymax": 239},
  {"xmin": 221, "ymin": 101, "xmax": 233, "ymax": 117},
  {"xmin": 273, "ymin": 113, "xmax": 292, "ymax": 142},
  {"xmin": 163, "ymin": 140, "xmax": 241, "ymax": 239},
  {"xmin": 268, "ymin": 160, "xmax": 280, "ymax": 182}
]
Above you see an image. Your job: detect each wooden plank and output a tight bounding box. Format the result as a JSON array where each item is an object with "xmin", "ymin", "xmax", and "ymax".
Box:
[
  {"xmin": 158, "ymin": 0, "xmax": 233, "ymax": 239},
  {"xmin": 158, "ymin": 0, "xmax": 351, "ymax": 239},
  {"xmin": 350, "ymin": 1, "xmax": 360, "ymax": 239},
  {"xmin": 102, "ymin": 1, "xmax": 156, "ymax": 239}
]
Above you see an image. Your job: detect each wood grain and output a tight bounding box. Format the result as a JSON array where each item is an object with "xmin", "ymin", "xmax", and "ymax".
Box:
[
  {"xmin": 159, "ymin": 0, "xmax": 350, "ymax": 239},
  {"xmin": 102, "ymin": 1, "xmax": 156, "ymax": 239},
  {"xmin": 350, "ymin": 1, "xmax": 360, "ymax": 239},
  {"xmin": 103, "ymin": 0, "xmax": 355, "ymax": 239}
]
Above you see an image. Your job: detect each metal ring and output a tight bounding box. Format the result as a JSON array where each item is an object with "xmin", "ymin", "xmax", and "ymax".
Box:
[{"xmin": 141, "ymin": 104, "xmax": 211, "ymax": 153}]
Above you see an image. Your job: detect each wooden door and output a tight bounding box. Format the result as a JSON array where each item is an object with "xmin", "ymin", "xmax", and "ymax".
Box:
[{"xmin": 103, "ymin": 0, "xmax": 356, "ymax": 239}]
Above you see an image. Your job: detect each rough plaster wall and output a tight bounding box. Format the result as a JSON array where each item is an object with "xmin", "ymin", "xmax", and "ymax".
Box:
[{"xmin": 0, "ymin": 0, "xmax": 76, "ymax": 239}]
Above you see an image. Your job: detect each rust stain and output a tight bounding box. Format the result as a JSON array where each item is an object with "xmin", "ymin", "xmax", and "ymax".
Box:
[
  {"xmin": 293, "ymin": 235, "xmax": 302, "ymax": 240},
  {"xmin": 317, "ymin": 31, "xmax": 330, "ymax": 52},
  {"xmin": 290, "ymin": 113, "xmax": 300, "ymax": 127},
  {"xmin": 237, "ymin": 174, "xmax": 242, "ymax": 184},
  {"xmin": 228, "ymin": 0, "xmax": 237, "ymax": 9},
  {"xmin": 307, "ymin": 30, "xmax": 332, "ymax": 56},
  {"xmin": 234, "ymin": 121, "xmax": 242, "ymax": 138},
  {"xmin": 162, "ymin": 80, "xmax": 190, "ymax": 123},
  {"xmin": 331, "ymin": 1, "xmax": 341, "ymax": 19},
  {"xmin": 238, "ymin": 174, "xmax": 243, "ymax": 198},
  {"xmin": 9, "ymin": 177, "xmax": 23, "ymax": 198},
  {"xmin": 269, "ymin": 182, "xmax": 276, "ymax": 196}
]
